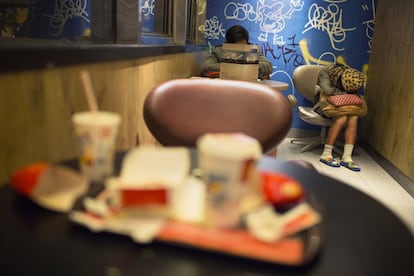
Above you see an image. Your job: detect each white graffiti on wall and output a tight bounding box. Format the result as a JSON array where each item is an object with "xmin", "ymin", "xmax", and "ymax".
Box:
[
  {"xmin": 303, "ymin": 2, "xmax": 355, "ymax": 51},
  {"xmin": 257, "ymin": 0, "xmax": 304, "ymax": 45},
  {"xmin": 141, "ymin": 0, "xmax": 155, "ymax": 16},
  {"xmin": 223, "ymin": 0, "xmax": 304, "ymax": 45},
  {"xmin": 362, "ymin": 0, "xmax": 376, "ymax": 52},
  {"xmin": 205, "ymin": 16, "xmax": 226, "ymax": 40},
  {"xmin": 44, "ymin": 0, "xmax": 89, "ymax": 36}
]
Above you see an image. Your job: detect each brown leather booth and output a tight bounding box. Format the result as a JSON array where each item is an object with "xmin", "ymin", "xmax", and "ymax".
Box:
[{"xmin": 143, "ymin": 78, "xmax": 292, "ymax": 153}]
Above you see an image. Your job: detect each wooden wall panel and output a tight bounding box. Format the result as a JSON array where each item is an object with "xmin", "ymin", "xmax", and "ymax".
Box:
[
  {"xmin": 0, "ymin": 51, "xmax": 208, "ymax": 184},
  {"xmin": 361, "ymin": 0, "xmax": 414, "ymax": 181}
]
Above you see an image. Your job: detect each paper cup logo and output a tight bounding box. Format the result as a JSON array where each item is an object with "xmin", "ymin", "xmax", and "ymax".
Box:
[{"xmin": 206, "ymin": 173, "xmax": 230, "ymax": 205}]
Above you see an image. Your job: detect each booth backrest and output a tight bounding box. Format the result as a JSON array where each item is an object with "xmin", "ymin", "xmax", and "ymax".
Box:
[{"xmin": 143, "ymin": 78, "xmax": 292, "ymax": 153}]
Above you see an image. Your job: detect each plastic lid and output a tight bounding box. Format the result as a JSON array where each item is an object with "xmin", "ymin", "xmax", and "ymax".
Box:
[
  {"xmin": 72, "ymin": 111, "xmax": 121, "ymax": 126},
  {"xmin": 197, "ymin": 133, "xmax": 262, "ymax": 161}
]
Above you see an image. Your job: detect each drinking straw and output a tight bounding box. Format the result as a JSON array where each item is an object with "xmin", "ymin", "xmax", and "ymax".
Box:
[{"xmin": 80, "ymin": 70, "xmax": 99, "ymax": 113}]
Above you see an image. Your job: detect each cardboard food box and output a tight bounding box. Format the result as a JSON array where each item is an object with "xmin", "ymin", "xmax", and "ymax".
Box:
[{"xmin": 220, "ymin": 43, "xmax": 260, "ymax": 82}]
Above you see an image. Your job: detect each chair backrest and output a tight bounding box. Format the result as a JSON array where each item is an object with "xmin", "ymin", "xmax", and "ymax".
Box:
[
  {"xmin": 143, "ymin": 78, "xmax": 292, "ymax": 153},
  {"xmin": 292, "ymin": 65, "xmax": 324, "ymax": 102}
]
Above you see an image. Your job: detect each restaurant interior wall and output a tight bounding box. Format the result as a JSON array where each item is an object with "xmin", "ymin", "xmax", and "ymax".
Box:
[
  {"xmin": 204, "ymin": 0, "xmax": 376, "ymax": 130},
  {"xmin": 0, "ymin": 51, "xmax": 208, "ymax": 185},
  {"xmin": 0, "ymin": 0, "xmax": 208, "ymax": 184},
  {"xmin": 0, "ymin": 0, "xmax": 203, "ymax": 45},
  {"xmin": 360, "ymin": 0, "xmax": 414, "ymax": 182}
]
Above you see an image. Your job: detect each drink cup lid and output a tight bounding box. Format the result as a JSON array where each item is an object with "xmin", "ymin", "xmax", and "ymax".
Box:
[
  {"xmin": 72, "ymin": 111, "xmax": 121, "ymax": 126},
  {"xmin": 197, "ymin": 133, "xmax": 262, "ymax": 161}
]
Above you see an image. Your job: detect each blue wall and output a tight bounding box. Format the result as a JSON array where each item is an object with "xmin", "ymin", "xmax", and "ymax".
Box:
[
  {"xmin": 26, "ymin": 0, "xmax": 91, "ymax": 41},
  {"xmin": 0, "ymin": 0, "xmax": 156, "ymax": 43},
  {"xmin": 204, "ymin": 0, "xmax": 376, "ymax": 129}
]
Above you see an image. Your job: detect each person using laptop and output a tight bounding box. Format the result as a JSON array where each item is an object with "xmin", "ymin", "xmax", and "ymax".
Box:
[{"xmin": 201, "ymin": 25, "xmax": 272, "ymax": 80}]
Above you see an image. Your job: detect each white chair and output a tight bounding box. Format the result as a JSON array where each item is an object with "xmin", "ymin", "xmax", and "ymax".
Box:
[{"xmin": 288, "ymin": 65, "xmax": 341, "ymax": 153}]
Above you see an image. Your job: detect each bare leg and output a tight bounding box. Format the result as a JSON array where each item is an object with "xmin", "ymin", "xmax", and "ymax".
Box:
[
  {"xmin": 344, "ymin": 115, "xmax": 358, "ymax": 144},
  {"xmin": 342, "ymin": 115, "xmax": 359, "ymax": 165},
  {"xmin": 325, "ymin": 115, "xmax": 347, "ymax": 145},
  {"xmin": 320, "ymin": 115, "xmax": 347, "ymax": 166}
]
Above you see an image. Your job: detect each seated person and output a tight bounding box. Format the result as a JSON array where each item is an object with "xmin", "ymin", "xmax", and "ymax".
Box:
[
  {"xmin": 314, "ymin": 63, "xmax": 366, "ymax": 171},
  {"xmin": 201, "ymin": 25, "xmax": 272, "ymax": 80}
]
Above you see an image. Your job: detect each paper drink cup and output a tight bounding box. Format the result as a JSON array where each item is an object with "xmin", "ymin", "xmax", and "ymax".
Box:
[
  {"xmin": 72, "ymin": 111, "xmax": 121, "ymax": 182},
  {"xmin": 197, "ymin": 133, "xmax": 262, "ymax": 228}
]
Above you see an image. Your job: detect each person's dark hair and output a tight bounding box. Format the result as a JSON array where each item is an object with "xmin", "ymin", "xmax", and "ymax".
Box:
[
  {"xmin": 337, "ymin": 75, "xmax": 345, "ymax": 91},
  {"xmin": 225, "ymin": 25, "xmax": 249, "ymax": 43}
]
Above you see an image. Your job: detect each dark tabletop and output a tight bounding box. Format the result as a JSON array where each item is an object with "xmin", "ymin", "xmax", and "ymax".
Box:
[{"xmin": 1, "ymin": 152, "xmax": 413, "ymax": 276}]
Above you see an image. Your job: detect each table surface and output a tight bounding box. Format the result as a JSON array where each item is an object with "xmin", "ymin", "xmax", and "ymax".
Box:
[
  {"xmin": 1, "ymin": 152, "xmax": 413, "ymax": 275},
  {"xmin": 258, "ymin": 79, "xmax": 289, "ymax": 90},
  {"xmin": 191, "ymin": 76, "xmax": 290, "ymax": 91}
]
